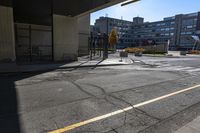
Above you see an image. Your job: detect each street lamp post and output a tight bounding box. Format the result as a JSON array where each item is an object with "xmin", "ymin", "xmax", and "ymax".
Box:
[{"xmin": 103, "ymin": 14, "xmax": 109, "ymax": 60}]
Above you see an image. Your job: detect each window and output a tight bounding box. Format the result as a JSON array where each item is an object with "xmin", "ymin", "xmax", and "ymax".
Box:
[
  {"xmin": 171, "ymin": 22, "xmax": 175, "ymax": 25},
  {"xmin": 187, "ymin": 25, "xmax": 193, "ymax": 29},
  {"xmin": 156, "ymin": 23, "xmax": 161, "ymax": 26},
  {"xmin": 165, "ymin": 28, "xmax": 170, "ymax": 31},
  {"xmin": 196, "ymin": 30, "xmax": 200, "ymax": 34},
  {"xmin": 181, "ymin": 32, "xmax": 186, "ymax": 35},
  {"xmin": 160, "ymin": 23, "xmax": 165, "ymax": 26},
  {"xmin": 186, "ymin": 32, "xmax": 192, "ymax": 35},
  {"xmin": 182, "ymin": 19, "xmax": 195, "ymax": 26},
  {"xmin": 156, "ymin": 33, "xmax": 160, "ymax": 37}
]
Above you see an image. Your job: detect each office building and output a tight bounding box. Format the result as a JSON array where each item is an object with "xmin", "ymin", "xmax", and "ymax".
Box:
[{"xmin": 93, "ymin": 12, "xmax": 200, "ymax": 50}]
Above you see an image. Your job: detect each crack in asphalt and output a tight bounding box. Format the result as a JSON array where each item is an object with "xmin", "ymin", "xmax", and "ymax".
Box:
[
  {"xmin": 84, "ymin": 83, "xmax": 176, "ymax": 122},
  {"xmin": 109, "ymin": 94, "xmax": 161, "ymax": 121},
  {"xmin": 111, "ymin": 128, "xmax": 118, "ymax": 133},
  {"xmin": 75, "ymin": 78, "xmax": 200, "ymax": 133},
  {"xmin": 84, "ymin": 83, "xmax": 158, "ymax": 130},
  {"xmin": 70, "ymin": 81, "xmax": 97, "ymax": 98}
]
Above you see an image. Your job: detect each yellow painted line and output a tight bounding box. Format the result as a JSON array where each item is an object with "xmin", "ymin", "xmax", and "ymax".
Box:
[{"xmin": 49, "ymin": 84, "xmax": 200, "ymax": 133}]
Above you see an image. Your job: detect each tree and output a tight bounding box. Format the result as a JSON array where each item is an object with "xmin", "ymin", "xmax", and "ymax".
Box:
[{"xmin": 109, "ymin": 28, "xmax": 118, "ymax": 52}]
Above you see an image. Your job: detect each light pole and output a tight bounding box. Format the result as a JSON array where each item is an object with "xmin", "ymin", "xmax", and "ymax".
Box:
[
  {"xmin": 103, "ymin": 14, "xmax": 109, "ymax": 60},
  {"xmin": 167, "ymin": 40, "xmax": 170, "ymax": 53},
  {"xmin": 106, "ymin": 14, "xmax": 109, "ymax": 35}
]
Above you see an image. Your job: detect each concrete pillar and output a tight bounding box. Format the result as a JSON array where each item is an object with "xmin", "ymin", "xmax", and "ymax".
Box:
[
  {"xmin": 0, "ymin": 5, "xmax": 16, "ymax": 62},
  {"xmin": 173, "ymin": 15, "xmax": 183, "ymax": 49},
  {"xmin": 53, "ymin": 14, "xmax": 79, "ymax": 62},
  {"xmin": 77, "ymin": 14, "xmax": 90, "ymax": 56}
]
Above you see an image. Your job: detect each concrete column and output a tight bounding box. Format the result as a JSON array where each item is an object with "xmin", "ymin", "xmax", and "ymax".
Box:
[
  {"xmin": 197, "ymin": 12, "xmax": 200, "ymax": 30},
  {"xmin": 173, "ymin": 15, "xmax": 183, "ymax": 49},
  {"xmin": 77, "ymin": 14, "xmax": 90, "ymax": 56},
  {"xmin": 53, "ymin": 14, "xmax": 79, "ymax": 62},
  {"xmin": 0, "ymin": 5, "xmax": 16, "ymax": 62}
]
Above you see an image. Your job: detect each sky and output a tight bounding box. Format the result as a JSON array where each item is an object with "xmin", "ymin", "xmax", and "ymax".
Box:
[{"xmin": 90, "ymin": 0, "xmax": 200, "ymax": 25}]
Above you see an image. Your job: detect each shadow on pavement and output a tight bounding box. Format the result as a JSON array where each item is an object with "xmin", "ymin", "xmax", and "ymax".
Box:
[{"xmin": 0, "ymin": 72, "xmax": 45, "ymax": 133}]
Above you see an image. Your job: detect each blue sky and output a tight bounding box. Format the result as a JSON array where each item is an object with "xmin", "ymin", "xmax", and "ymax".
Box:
[{"xmin": 91, "ymin": 0, "xmax": 200, "ymax": 25}]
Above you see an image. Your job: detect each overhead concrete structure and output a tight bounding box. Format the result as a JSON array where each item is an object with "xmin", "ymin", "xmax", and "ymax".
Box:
[{"xmin": 0, "ymin": 0, "xmax": 127, "ymax": 63}]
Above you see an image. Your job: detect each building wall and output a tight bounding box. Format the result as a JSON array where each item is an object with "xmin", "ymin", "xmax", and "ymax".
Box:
[
  {"xmin": 15, "ymin": 23, "xmax": 52, "ymax": 62},
  {"xmin": 175, "ymin": 13, "xmax": 199, "ymax": 50},
  {"xmin": 94, "ymin": 12, "xmax": 200, "ymax": 50},
  {"xmin": 0, "ymin": 5, "xmax": 16, "ymax": 62},
  {"xmin": 95, "ymin": 17, "xmax": 107, "ymax": 33},
  {"xmin": 131, "ymin": 20, "xmax": 175, "ymax": 47},
  {"xmin": 53, "ymin": 14, "xmax": 79, "ymax": 61},
  {"xmin": 197, "ymin": 12, "xmax": 200, "ymax": 31},
  {"xmin": 94, "ymin": 17, "xmax": 133, "ymax": 48},
  {"xmin": 95, "ymin": 17, "xmax": 173, "ymax": 48}
]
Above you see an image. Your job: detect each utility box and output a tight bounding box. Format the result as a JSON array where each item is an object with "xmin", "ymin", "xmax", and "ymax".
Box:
[
  {"xmin": 135, "ymin": 52, "xmax": 143, "ymax": 57},
  {"xmin": 180, "ymin": 51, "xmax": 187, "ymax": 56},
  {"xmin": 120, "ymin": 51, "xmax": 128, "ymax": 57}
]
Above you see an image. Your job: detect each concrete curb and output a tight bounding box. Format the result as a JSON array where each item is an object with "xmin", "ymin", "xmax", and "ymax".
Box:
[
  {"xmin": 0, "ymin": 63, "xmax": 133, "ymax": 75},
  {"xmin": 143, "ymin": 55, "xmax": 181, "ymax": 58}
]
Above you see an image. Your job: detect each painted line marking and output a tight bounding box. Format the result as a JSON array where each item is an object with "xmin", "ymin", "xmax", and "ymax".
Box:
[
  {"xmin": 188, "ymin": 68, "xmax": 200, "ymax": 72},
  {"xmin": 49, "ymin": 84, "xmax": 200, "ymax": 133}
]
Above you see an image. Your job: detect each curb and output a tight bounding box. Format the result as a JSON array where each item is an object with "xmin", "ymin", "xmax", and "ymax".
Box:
[
  {"xmin": 0, "ymin": 63, "xmax": 133, "ymax": 75},
  {"xmin": 143, "ymin": 55, "xmax": 181, "ymax": 58}
]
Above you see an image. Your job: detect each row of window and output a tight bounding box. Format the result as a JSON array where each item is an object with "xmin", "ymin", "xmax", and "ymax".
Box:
[
  {"xmin": 120, "ymin": 39, "xmax": 169, "ymax": 43},
  {"xmin": 132, "ymin": 21, "xmax": 175, "ymax": 29},
  {"xmin": 182, "ymin": 25, "xmax": 196, "ymax": 30},
  {"xmin": 181, "ymin": 32, "xmax": 193, "ymax": 35},
  {"xmin": 131, "ymin": 26, "xmax": 175, "ymax": 32},
  {"xmin": 155, "ymin": 21, "xmax": 175, "ymax": 26},
  {"xmin": 160, "ymin": 33, "xmax": 174, "ymax": 36},
  {"xmin": 120, "ymin": 39, "xmax": 134, "ymax": 43},
  {"xmin": 182, "ymin": 18, "xmax": 197, "ymax": 26},
  {"xmin": 109, "ymin": 19, "xmax": 132, "ymax": 25}
]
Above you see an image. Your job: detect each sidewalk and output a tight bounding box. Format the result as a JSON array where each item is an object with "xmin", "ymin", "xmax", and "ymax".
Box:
[
  {"xmin": 175, "ymin": 116, "xmax": 200, "ymax": 133},
  {"xmin": 0, "ymin": 55, "xmax": 133, "ymax": 74}
]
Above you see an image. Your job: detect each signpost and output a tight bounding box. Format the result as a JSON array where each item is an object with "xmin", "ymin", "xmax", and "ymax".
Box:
[{"xmin": 119, "ymin": 51, "xmax": 128, "ymax": 62}]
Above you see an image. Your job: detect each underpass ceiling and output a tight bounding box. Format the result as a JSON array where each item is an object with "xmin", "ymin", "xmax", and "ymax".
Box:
[{"xmin": 0, "ymin": 0, "xmax": 127, "ymax": 25}]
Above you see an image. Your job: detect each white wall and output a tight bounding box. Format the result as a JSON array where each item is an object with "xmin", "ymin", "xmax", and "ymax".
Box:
[
  {"xmin": 53, "ymin": 15, "xmax": 79, "ymax": 61},
  {"xmin": 0, "ymin": 6, "xmax": 15, "ymax": 62}
]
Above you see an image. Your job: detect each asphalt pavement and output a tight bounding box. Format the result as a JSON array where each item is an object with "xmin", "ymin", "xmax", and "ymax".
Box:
[{"xmin": 0, "ymin": 55, "xmax": 200, "ymax": 133}]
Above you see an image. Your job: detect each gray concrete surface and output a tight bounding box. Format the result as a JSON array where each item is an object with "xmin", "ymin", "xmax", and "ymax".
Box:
[
  {"xmin": 175, "ymin": 116, "xmax": 200, "ymax": 133},
  {"xmin": 0, "ymin": 55, "xmax": 200, "ymax": 133}
]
